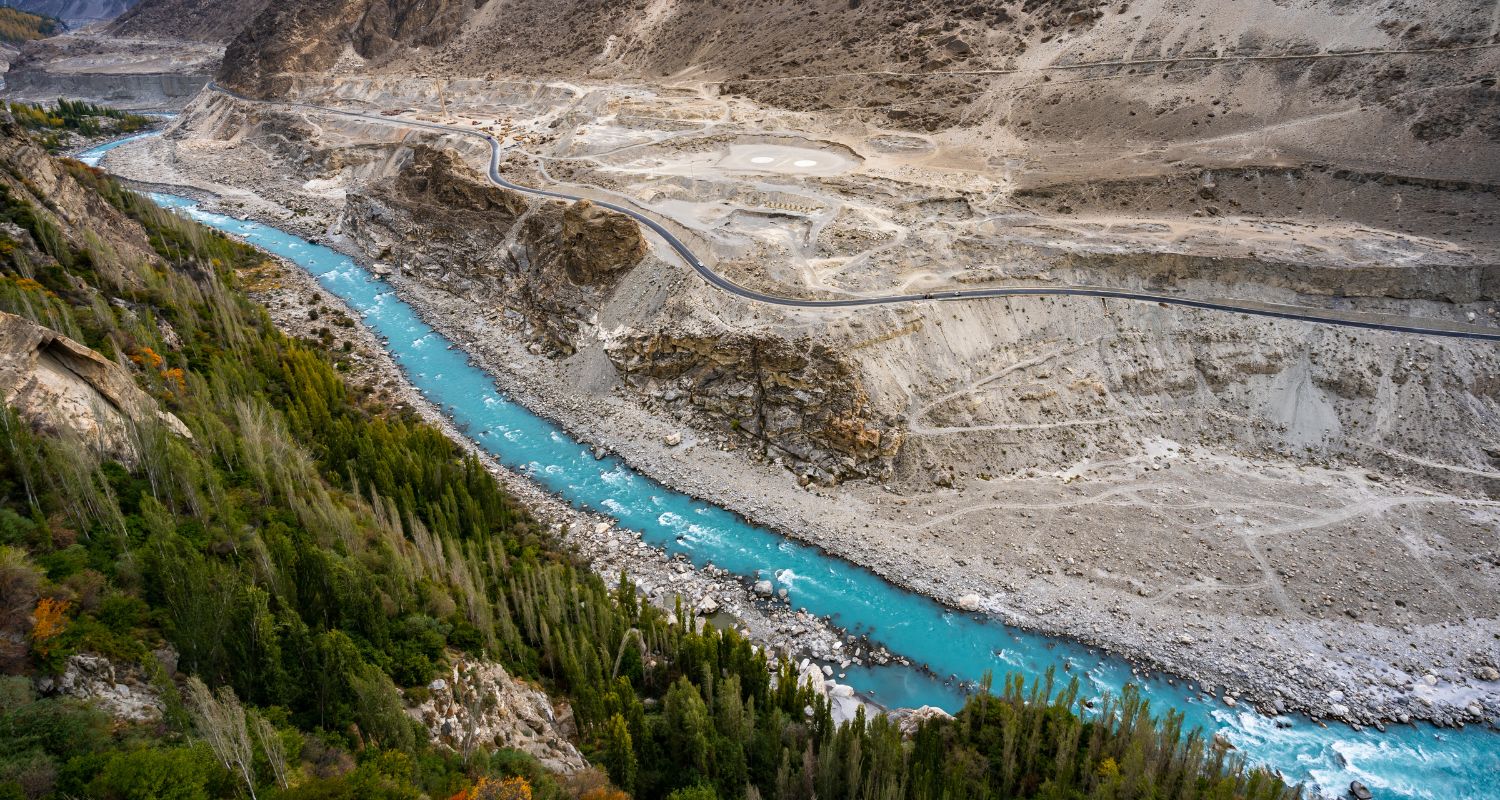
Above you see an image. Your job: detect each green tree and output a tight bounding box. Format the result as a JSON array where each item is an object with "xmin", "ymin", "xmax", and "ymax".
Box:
[
  {"xmin": 664, "ymin": 784, "xmax": 717, "ymax": 800},
  {"xmin": 599, "ymin": 713, "xmax": 636, "ymax": 794},
  {"xmin": 662, "ymin": 678, "xmax": 713, "ymax": 790}
]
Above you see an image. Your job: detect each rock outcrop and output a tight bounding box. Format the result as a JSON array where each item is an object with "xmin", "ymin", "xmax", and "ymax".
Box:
[
  {"xmin": 0, "ymin": 311, "xmax": 191, "ymax": 464},
  {"xmin": 888, "ymin": 705, "xmax": 954, "ymax": 737},
  {"xmin": 409, "ymin": 658, "xmax": 586, "ymax": 774},
  {"xmin": 36, "ymin": 652, "xmax": 165, "ymax": 723},
  {"xmin": 606, "ymin": 330, "xmax": 901, "ymax": 484},
  {"xmin": 561, "ymin": 199, "xmax": 646, "ymax": 286},
  {"xmin": 342, "ymin": 145, "xmax": 645, "ymax": 353}
]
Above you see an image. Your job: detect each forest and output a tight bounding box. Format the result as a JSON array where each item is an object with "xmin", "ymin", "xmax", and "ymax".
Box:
[
  {"xmin": 5, "ymin": 101, "xmax": 155, "ymax": 152},
  {"xmin": 0, "ymin": 8, "xmax": 58, "ymax": 45},
  {"xmin": 0, "ymin": 125, "xmax": 1301, "ymax": 800}
]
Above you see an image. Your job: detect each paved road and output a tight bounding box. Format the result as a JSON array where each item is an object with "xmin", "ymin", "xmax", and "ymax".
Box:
[{"xmin": 208, "ymin": 83, "xmax": 1500, "ymax": 342}]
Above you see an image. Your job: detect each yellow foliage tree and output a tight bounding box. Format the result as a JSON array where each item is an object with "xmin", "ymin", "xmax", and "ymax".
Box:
[
  {"xmin": 30, "ymin": 597, "xmax": 69, "ymax": 656},
  {"xmin": 468, "ymin": 776, "xmax": 532, "ymax": 800}
]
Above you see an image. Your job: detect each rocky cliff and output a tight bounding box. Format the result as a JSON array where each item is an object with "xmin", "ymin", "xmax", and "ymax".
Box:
[
  {"xmin": 341, "ymin": 144, "xmax": 645, "ymax": 354},
  {"xmin": 221, "ymin": 0, "xmax": 480, "ymax": 98}
]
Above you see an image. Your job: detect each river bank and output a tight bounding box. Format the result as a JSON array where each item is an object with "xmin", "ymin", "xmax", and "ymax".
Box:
[
  {"xmin": 102, "ymin": 173, "xmax": 1500, "ymax": 800},
  {"xmin": 79, "ymin": 144, "xmax": 897, "ymax": 725},
  {"xmin": 91, "ymin": 124, "xmax": 1500, "ymax": 737},
  {"xmin": 180, "ymin": 202, "xmax": 890, "ymax": 725}
]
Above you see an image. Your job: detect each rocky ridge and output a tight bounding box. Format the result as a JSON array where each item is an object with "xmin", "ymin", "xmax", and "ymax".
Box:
[{"xmin": 106, "ymin": 0, "xmax": 272, "ymax": 43}]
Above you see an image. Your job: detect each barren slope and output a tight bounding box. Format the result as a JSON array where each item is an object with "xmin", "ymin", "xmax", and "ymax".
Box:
[{"xmin": 106, "ymin": 0, "xmax": 272, "ymax": 43}]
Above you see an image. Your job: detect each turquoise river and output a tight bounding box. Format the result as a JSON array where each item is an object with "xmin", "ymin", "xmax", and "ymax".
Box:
[{"xmin": 79, "ymin": 136, "xmax": 1497, "ymax": 800}]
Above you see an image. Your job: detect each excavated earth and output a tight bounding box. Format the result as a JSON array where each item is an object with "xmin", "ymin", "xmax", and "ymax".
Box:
[{"xmin": 89, "ymin": 0, "xmax": 1500, "ymax": 733}]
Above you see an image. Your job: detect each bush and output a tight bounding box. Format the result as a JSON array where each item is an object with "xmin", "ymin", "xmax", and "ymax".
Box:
[
  {"xmin": 89, "ymin": 744, "xmax": 224, "ymax": 800},
  {"xmin": 0, "ymin": 748, "xmax": 55, "ymax": 800},
  {"xmin": 665, "ymin": 785, "xmax": 717, "ymax": 800}
]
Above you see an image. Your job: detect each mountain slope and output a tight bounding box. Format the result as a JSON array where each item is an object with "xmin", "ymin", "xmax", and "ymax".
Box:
[
  {"xmin": 2, "ymin": 0, "xmax": 135, "ymax": 25},
  {"xmin": 0, "ymin": 6, "xmax": 61, "ymax": 44},
  {"xmin": 105, "ymin": 0, "xmax": 271, "ymax": 42},
  {"xmin": 219, "ymin": 0, "xmax": 1500, "ymax": 179}
]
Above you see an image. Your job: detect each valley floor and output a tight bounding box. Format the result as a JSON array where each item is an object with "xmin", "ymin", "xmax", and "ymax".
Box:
[{"xmin": 91, "ymin": 77, "xmax": 1500, "ymax": 733}]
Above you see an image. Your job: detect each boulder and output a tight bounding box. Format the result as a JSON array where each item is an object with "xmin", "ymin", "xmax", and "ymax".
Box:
[
  {"xmin": 889, "ymin": 705, "xmax": 954, "ymax": 737},
  {"xmin": 957, "ymin": 594, "xmax": 982, "ymax": 612},
  {"xmin": 42, "ymin": 653, "xmax": 163, "ymax": 723}
]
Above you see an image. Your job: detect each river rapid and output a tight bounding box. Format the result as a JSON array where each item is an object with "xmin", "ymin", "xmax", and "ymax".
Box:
[{"xmin": 77, "ymin": 136, "xmax": 1499, "ymax": 800}]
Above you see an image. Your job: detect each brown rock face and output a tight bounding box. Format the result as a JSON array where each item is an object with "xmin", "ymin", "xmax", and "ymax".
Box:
[
  {"xmin": 220, "ymin": 0, "xmax": 366, "ymax": 98},
  {"xmin": 0, "ymin": 311, "xmax": 191, "ymax": 464},
  {"xmin": 389, "ymin": 144, "xmax": 529, "ymax": 222},
  {"xmin": 606, "ymin": 331, "xmax": 901, "ymax": 484},
  {"xmin": 561, "ymin": 199, "xmax": 647, "ymax": 286}
]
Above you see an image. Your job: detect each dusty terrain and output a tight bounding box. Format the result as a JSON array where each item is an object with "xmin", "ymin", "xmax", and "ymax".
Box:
[
  {"xmin": 3, "ymin": 0, "xmax": 265, "ymax": 108},
  {"xmin": 57, "ymin": 0, "xmax": 1500, "ymax": 734},
  {"xmin": 3, "ymin": 30, "xmax": 219, "ymax": 107},
  {"xmin": 5, "ymin": 0, "xmax": 135, "ymax": 26}
]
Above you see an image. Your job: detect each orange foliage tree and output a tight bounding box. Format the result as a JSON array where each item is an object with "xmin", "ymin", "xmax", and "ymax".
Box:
[
  {"xmin": 465, "ymin": 776, "xmax": 532, "ymax": 800},
  {"xmin": 30, "ymin": 597, "xmax": 69, "ymax": 656}
]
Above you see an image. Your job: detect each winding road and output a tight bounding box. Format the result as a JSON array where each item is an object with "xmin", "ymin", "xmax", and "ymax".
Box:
[{"xmin": 206, "ymin": 82, "xmax": 1500, "ymax": 342}]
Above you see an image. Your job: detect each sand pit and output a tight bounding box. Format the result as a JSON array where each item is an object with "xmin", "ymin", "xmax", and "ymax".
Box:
[{"xmin": 718, "ymin": 143, "xmax": 857, "ymax": 176}]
